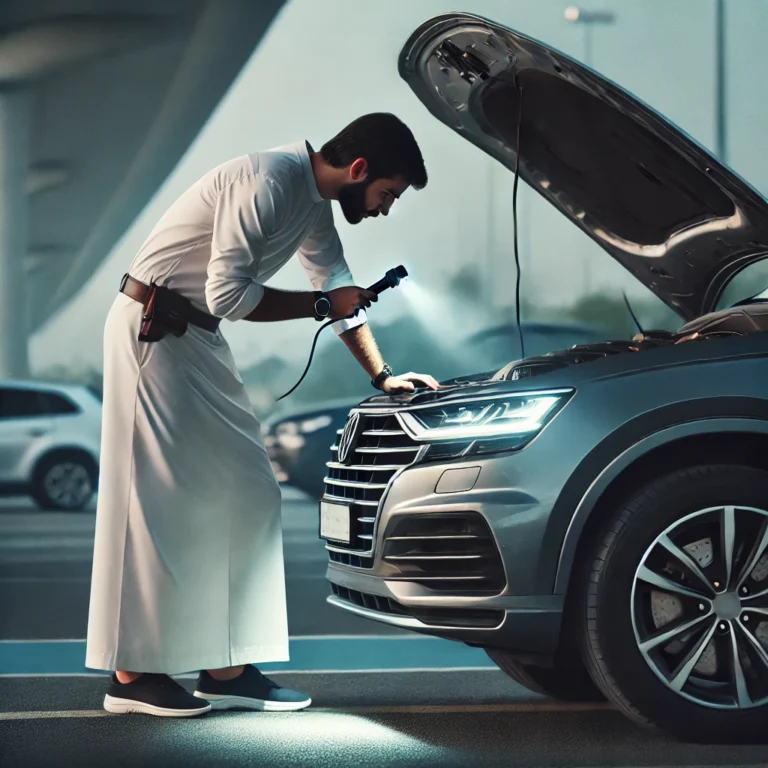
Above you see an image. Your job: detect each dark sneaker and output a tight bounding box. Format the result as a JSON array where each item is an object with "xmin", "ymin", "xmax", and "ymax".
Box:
[
  {"xmin": 104, "ymin": 673, "xmax": 212, "ymax": 717},
  {"xmin": 193, "ymin": 666, "xmax": 312, "ymax": 711}
]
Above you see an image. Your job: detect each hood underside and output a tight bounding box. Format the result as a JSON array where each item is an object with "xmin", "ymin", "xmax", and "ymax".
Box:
[{"xmin": 398, "ymin": 13, "xmax": 768, "ymax": 321}]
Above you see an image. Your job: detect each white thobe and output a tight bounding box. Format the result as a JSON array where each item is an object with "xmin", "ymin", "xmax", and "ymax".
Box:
[{"xmin": 85, "ymin": 141, "xmax": 366, "ymax": 674}]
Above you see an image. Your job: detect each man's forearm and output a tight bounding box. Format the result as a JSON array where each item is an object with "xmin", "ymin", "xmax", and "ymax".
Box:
[
  {"xmin": 339, "ymin": 323, "xmax": 385, "ymax": 380},
  {"xmin": 243, "ymin": 286, "xmax": 315, "ymax": 322}
]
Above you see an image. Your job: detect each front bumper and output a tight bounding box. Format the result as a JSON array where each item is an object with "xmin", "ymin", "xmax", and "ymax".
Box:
[
  {"xmin": 322, "ymin": 407, "xmax": 573, "ymax": 654},
  {"xmin": 327, "ymin": 564, "xmax": 564, "ymax": 653}
]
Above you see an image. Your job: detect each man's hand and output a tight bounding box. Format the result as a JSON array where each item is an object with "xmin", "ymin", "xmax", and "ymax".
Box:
[
  {"xmin": 380, "ymin": 371, "xmax": 440, "ymax": 395},
  {"xmin": 327, "ymin": 286, "xmax": 377, "ymax": 319}
]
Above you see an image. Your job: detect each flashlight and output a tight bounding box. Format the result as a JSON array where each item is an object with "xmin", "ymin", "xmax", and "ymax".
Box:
[
  {"xmin": 277, "ymin": 265, "xmax": 409, "ymax": 402},
  {"xmin": 367, "ymin": 265, "xmax": 408, "ymax": 294}
]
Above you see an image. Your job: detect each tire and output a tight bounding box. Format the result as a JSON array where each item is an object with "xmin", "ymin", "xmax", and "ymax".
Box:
[
  {"xmin": 580, "ymin": 464, "xmax": 768, "ymax": 743},
  {"xmin": 486, "ymin": 647, "xmax": 605, "ymax": 701},
  {"xmin": 31, "ymin": 450, "xmax": 97, "ymax": 511}
]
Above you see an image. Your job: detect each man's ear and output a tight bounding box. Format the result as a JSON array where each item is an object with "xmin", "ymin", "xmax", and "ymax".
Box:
[{"xmin": 349, "ymin": 157, "xmax": 368, "ymax": 182}]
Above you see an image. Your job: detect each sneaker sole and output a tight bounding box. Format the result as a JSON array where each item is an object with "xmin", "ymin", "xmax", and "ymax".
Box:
[
  {"xmin": 104, "ymin": 694, "xmax": 211, "ymax": 718},
  {"xmin": 192, "ymin": 691, "xmax": 312, "ymax": 712}
]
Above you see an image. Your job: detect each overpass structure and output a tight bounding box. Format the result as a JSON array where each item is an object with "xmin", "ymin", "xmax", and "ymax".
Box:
[{"xmin": 0, "ymin": 0, "xmax": 285, "ymax": 378}]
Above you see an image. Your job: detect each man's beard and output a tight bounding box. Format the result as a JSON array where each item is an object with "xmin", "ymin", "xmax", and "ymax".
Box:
[{"xmin": 338, "ymin": 179, "xmax": 375, "ymax": 224}]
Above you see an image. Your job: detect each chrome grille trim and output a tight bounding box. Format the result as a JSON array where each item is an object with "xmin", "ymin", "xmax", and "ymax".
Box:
[
  {"xmin": 362, "ymin": 429, "xmax": 405, "ymax": 436},
  {"xmin": 383, "ymin": 574, "xmax": 488, "ymax": 581},
  {"xmin": 384, "ymin": 554, "xmax": 485, "ymax": 561},
  {"xmin": 321, "ymin": 409, "xmax": 423, "ymax": 558},
  {"xmin": 323, "ymin": 476, "xmax": 388, "ymax": 490},
  {"xmin": 326, "ymin": 461, "xmax": 403, "ymax": 471},
  {"xmin": 323, "ymin": 493, "xmax": 378, "ymax": 507},
  {"xmin": 385, "ymin": 535, "xmax": 481, "ymax": 542}
]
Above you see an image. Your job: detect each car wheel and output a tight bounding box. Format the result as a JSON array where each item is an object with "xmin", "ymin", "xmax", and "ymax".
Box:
[
  {"xmin": 581, "ymin": 464, "xmax": 768, "ymax": 743},
  {"xmin": 31, "ymin": 451, "xmax": 97, "ymax": 511},
  {"xmin": 486, "ymin": 647, "xmax": 605, "ymax": 701}
]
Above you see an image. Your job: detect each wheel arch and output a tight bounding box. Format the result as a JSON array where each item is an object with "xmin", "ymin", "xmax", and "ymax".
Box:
[
  {"xmin": 547, "ymin": 399, "xmax": 768, "ymax": 597},
  {"xmin": 32, "ymin": 445, "xmax": 99, "ymax": 479}
]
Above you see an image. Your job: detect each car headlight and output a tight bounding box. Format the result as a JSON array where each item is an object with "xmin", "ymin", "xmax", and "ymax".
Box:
[
  {"xmin": 399, "ymin": 390, "xmax": 572, "ymax": 443},
  {"xmin": 300, "ymin": 414, "xmax": 333, "ymax": 433}
]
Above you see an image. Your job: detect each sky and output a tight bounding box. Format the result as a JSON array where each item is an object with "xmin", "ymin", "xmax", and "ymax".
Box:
[{"xmin": 28, "ymin": 0, "xmax": 768, "ymax": 375}]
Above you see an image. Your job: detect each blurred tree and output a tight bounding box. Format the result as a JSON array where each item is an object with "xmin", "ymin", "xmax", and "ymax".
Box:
[
  {"xmin": 567, "ymin": 293, "xmax": 636, "ymax": 337},
  {"xmin": 447, "ymin": 264, "xmax": 484, "ymax": 304},
  {"xmin": 563, "ymin": 292, "xmax": 680, "ymax": 337},
  {"xmin": 280, "ymin": 313, "xmax": 475, "ymax": 410}
]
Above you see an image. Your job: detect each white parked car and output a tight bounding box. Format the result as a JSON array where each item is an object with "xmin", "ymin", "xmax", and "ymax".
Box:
[{"xmin": 0, "ymin": 380, "xmax": 101, "ymax": 510}]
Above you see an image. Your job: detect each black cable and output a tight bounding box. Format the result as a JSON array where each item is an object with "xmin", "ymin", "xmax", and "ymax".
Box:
[
  {"xmin": 276, "ymin": 318, "xmax": 335, "ymax": 402},
  {"xmin": 622, "ymin": 291, "xmax": 644, "ymax": 335},
  {"xmin": 513, "ymin": 86, "xmax": 525, "ymax": 360}
]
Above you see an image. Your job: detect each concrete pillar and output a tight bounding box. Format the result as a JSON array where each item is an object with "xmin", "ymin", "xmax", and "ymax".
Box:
[{"xmin": 0, "ymin": 88, "xmax": 30, "ymax": 379}]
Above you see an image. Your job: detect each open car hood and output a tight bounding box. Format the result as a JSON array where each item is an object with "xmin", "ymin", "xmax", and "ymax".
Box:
[{"xmin": 398, "ymin": 13, "xmax": 768, "ymax": 321}]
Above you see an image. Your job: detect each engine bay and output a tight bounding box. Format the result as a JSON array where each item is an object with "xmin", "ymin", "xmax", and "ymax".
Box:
[{"xmin": 492, "ymin": 300, "xmax": 768, "ymax": 382}]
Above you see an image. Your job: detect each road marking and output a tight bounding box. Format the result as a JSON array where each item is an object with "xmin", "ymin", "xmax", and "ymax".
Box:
[
  {"xmin": 0, "ymin": 636, "xmax": 497, "ymax": 675},
  {"xmin": 0, "ymin": 710, "xmax": 111, "ymax": 720},
  {"xmin": 0, "ymin": 666, "xmax": 502, "ymax": 678},
  {"xmin": 0, "ymin": 577, "xmax": 91, "ymax": 583},
  {"xmin": 0, "ymin": 701, "xmax": 614, "ymax": 721},
  {"xmin": 0, "ymin": 634, "xmax": 421, "ymax": 643}
]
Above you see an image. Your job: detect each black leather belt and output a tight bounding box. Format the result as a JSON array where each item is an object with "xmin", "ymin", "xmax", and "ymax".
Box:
[{"xmin": 119, "ymin": 273, "xmax": 220, "ymax": 333}]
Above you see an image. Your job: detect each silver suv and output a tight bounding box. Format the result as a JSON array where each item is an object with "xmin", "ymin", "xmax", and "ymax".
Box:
[
  {"xmin": 0, "ymin": 380, "xmax": 101, "ymax": 510},
  {"xmin": 319, "ymin": 14, "xmax": 768, "ymax": 743}
]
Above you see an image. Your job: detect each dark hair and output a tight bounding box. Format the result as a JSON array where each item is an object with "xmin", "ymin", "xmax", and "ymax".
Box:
[{"xmin": 320, "ymin": 113, "xmax": 427, "ymax": 190}]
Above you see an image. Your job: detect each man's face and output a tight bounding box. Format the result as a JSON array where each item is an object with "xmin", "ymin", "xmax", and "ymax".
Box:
[{"xmin": 338, "ymin": 160, "xmax": 409, "ymax": 225}]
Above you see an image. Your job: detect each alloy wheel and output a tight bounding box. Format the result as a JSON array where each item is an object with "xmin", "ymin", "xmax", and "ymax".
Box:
[
  {"xmin": 43, "ymin": 461, "xmax": 93, "ymax": 509},
  {"xmin": 631, "ymin": 505, "xmax": 768, "ymax": 709}
]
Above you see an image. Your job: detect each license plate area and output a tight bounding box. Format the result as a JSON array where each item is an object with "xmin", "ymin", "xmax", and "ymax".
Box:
[{"xmin": 319, "ymin": 501, "xmax": 351, "ymax": 544}]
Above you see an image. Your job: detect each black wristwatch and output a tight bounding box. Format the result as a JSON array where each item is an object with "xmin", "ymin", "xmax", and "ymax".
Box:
[
  {"xmin": 313, "ymin": 291, "xmax": 332, "ymax": 321},
  {"xmin": 372, "ymin": 363, "xmax": 393, "ymax": 390}
]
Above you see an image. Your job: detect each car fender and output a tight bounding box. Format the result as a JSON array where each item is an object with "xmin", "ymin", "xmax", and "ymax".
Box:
[
  {"xmin": 19, "ymin": 436, "xmax": 100, "ymax": 480},
  {"xmin": 546, "ymin": 397, "xmax": 768, "ymax": 595}
]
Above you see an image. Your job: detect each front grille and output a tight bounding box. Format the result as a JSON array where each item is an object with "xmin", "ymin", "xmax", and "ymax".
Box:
[
  {"xmin": 330, "ymin": 584, "xmax": 504, "ymax": 628},
  {"xmin": 381, "ymin": 512, "xmax": 506, "ymax": 594},
  {"xmin": 323, "ymin": 412, "xmax": 422, "ymax": 556}
]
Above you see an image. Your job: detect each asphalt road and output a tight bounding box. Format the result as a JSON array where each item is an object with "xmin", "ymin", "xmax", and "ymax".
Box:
[
  {"xmin": 0, "ymin": 486, "xmax": 403, "ymax": 641},
  {"xmin": 2, "ymin": 672, "xmax": 768, "ymax": 768},
  {"xmin": 2, "ymin": 487, "xmax": 768, "ymax": 766}
]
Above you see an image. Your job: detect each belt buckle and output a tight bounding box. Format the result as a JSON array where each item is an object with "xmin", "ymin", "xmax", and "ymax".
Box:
[{"xmin": 119, "ymin": 273, "xmax": 129, "ymax": 292}]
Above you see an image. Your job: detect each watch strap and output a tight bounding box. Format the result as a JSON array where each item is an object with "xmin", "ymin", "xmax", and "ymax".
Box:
[{"xmin": 372, "ymin": 363, "xmax": 393, "ymax": 390}]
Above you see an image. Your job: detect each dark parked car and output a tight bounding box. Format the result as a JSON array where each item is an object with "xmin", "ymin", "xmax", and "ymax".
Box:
[
  {"xmin": 317, "ymin": 13, "xmax": 768, "ymax": 743},
  {"xmin": 264, "ymin": 398, "xmax": 355, "ymax": 499}
]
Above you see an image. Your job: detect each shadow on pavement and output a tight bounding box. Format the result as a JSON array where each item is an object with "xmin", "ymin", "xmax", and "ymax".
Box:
[{"xmin": 1, "ymin": 672, "xmax": 767, "ymax": 768}]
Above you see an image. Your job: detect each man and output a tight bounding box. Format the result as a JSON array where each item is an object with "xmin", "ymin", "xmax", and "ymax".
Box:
[{"xmin": 84, "ymin": 113, "xmax": 438, "ymax": 718}]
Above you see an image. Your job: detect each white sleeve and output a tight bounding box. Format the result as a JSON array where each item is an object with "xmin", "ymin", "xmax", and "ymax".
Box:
[
  {"xmin": 298, "ymin": 203, "xmax": 368, "ymax": 335},
  {"xmin": 205, "ymin": 173, "xmax": 277, "ymax": 321}
]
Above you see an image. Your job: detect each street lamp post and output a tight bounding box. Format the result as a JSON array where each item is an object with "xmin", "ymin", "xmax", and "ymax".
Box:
[{"xmin": 714, "ymin": 0, "xmax": 726, "ymax": 164}]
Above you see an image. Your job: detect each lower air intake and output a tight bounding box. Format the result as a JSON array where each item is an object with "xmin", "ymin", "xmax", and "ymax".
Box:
[{"xmin": 381, "ymin": 512, "xmax": 506, "ymax": 594}]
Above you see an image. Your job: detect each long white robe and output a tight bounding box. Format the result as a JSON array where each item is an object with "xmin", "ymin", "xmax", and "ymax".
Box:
[{"xmin": 85, "ymin": 141, "xmax": 366, "ymax": 674}]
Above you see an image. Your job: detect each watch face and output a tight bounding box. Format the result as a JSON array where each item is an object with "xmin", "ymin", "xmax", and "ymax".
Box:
[{"xmin": 316, "ymin": 296, "xmax": 331, "ymax": 317}]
